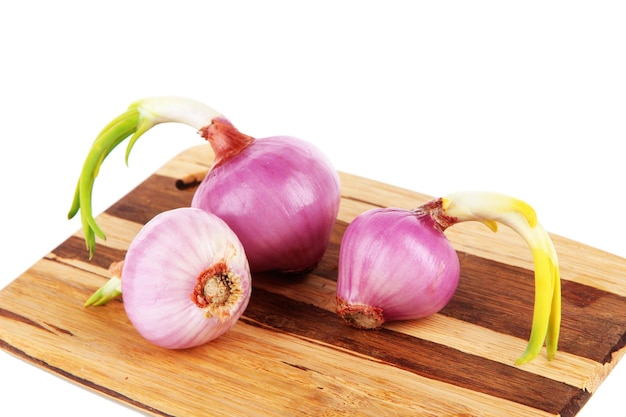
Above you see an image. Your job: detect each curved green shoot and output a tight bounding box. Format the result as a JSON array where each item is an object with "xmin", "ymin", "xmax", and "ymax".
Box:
[
  {"xmin": 428, "ymin": 191, "xmax": 561, "ymax": 365},
  {"xmin": 68, "ymin": 97, "xmax": 222, "ymax": 259}
]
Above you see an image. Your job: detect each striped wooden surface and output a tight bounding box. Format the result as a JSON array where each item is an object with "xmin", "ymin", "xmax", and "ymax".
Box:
[{"xmin": 1, "ymin": 144, "xmax": 625, "ymax": 416}]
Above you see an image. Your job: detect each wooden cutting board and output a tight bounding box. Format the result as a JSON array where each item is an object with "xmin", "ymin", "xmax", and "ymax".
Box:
[{"xmin": 1, "ymin": 144, "xmax": 625, "ymax": 417}]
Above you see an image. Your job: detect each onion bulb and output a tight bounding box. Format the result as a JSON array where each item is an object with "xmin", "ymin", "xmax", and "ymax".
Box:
[
  {"xmin": 191, "ymin": 118, "xmax": 340, "ymax": 272},
  {"xmin": 88, "ymin": 207, "xmax": 251, "ymax": 349},
  {"xmin": 336, "ymin": 191, "xmax": 560, "ymax": 365},
  {"xmin": 68, "ymin": 96, "xmax": 340, "ymax": 274},
  {"xmin": 336, "ymin": 208, "xmax": 460, "ymax": 328}
]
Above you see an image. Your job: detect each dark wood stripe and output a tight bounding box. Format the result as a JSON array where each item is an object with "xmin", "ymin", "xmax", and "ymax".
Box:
[
  {"xmin": 106, "ymin": 174, "xmax": 195, "ymax": 225},
  {"xmin": 0, "ymin": 339, "xmax": 174, "ymax": 417},
  {"xmin": 0, "ymin": 308, "xmax": 53, "ymax": 334},
  {"xmin": 341, "ymin": 194, "xmax": 386, "ymax": 208},
  {"xmin": 44, "ymin": 323, "xmax": 74, "ymax": 336},
  {"xmin": 53, "ymin": 235, "xmax": 127, "ymax": 270},
  {"xmin": 241, "ymin": 286, "xmax": 588, "ymax": 415},
  {"xmin": 560, "ymin": 280, "xmax": 626, "ymax": 364}
]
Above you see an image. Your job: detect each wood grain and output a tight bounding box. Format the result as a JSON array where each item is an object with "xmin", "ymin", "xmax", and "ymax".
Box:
[{"xmin": 1, "ymin": 144, "xmax": 625, "ymax": 417}]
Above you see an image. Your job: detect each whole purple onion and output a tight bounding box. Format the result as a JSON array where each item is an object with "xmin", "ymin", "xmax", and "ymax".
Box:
[
  {"xmin": 336, "ymin": 208, "xmax": 460, "ymax": 329},
  {"xmin": 192, "ymin": 118, "xmax": 340, "ymax": 273}
]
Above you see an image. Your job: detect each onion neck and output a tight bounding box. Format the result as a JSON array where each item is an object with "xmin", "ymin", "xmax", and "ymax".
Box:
[
  {"xmin": 413, "ymin": 198, "xmax": 457, "ymax": 232},
  {"xmin": 199, "ymin": 118, "xmax": 255, "ymax": 166}
]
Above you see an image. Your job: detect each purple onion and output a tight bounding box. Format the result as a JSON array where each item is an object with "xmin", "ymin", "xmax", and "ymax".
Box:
[
  {"xmin": 192, "ymin": 118, "xmax": 341, "ymax": 273},
  {"xmin": 122, "ymin": 207, "xmax": 251, "ymax": 349},
  {"xmin": 336, "ymin": 207, "xmax": 460, "ymax": 329}
]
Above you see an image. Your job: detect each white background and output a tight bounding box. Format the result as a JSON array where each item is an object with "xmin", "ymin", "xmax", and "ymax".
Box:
[{"xmin": 1, "ymin": 1, "xmax": 624, "ymax": 415}]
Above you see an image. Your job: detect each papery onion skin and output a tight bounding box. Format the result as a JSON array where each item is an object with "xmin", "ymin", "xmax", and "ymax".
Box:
[
  {"xmin": 336, "ymin": 208, "xmax": 460, "ymax": 328},
  {"xmin": 192, "ymin": 119, "xmax": 341, "ymax": 273},
  {"xmin": 122, "ymin": 207, "xmax": 251, "ymax": 349}
]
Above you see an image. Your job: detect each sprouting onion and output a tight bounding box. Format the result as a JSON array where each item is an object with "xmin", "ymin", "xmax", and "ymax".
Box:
[
  {"xmin": 336, "ymin": 191, "xmax": 560, "ymax": 365},
  {"xmin": 68, "ymin": 96, "xmax": 341, "ymax": 274},
  {"xmin": 87, "ymin": 207, "xmax": 251, "ymax": 349}
]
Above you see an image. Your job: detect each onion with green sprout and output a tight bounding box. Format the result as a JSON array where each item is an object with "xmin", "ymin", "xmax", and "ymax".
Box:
[
  {"xmin": 68, "ymin": 96, "xmax": 341, "ymax": 274},
  {"xmin": 336, "ymin": 191, "xmax": 561, "ymax": 365}
]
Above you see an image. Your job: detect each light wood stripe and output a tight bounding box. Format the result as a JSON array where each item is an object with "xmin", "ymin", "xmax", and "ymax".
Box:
[{"xmin": 71, "ymin": 213, "xmax": 142, "ymax": 252}]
